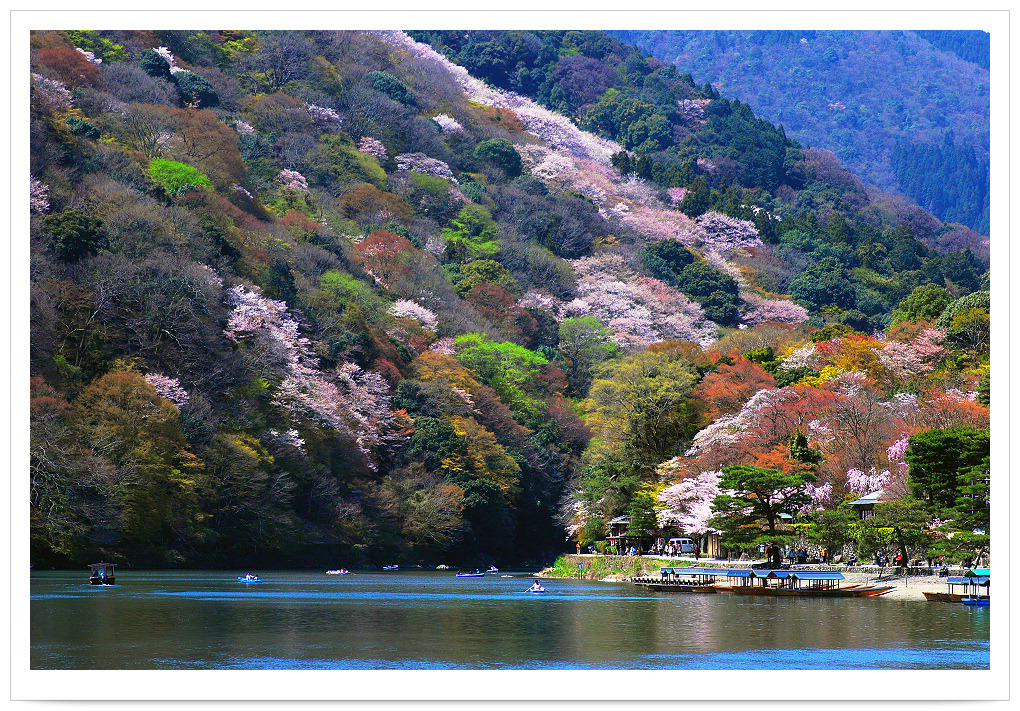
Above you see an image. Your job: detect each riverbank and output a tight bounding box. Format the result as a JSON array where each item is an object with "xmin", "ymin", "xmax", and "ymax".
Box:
[{"xmin": 541, "ymin": 555, "xmax": 968, "ymax": 601}]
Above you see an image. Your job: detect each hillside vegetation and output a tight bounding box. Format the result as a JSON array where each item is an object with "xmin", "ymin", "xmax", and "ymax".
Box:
[{"xmin": 29, "ymin": 29, "xmax": 989, "ymax": 570}]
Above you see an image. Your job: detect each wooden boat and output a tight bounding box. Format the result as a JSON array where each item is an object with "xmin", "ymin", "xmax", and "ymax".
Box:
[
  {"xmin": 923, "ymin": 570, "xmax": 989, "ymax": 603},
  {"xmin": 634, "ymin": 567, "xmax": 729, "ymax": 593},
  {"xmin": 88, "ymin": 563, "xmax": 116, "ymax": 585},
  {"xmin": 725, "ymin": 569, "xmax": 893, "ymax": 598}
]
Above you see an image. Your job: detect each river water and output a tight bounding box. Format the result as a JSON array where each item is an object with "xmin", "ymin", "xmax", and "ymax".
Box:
[{"xmin": 30, "ymin": 569, "xmax": 989, "ymax": 670}]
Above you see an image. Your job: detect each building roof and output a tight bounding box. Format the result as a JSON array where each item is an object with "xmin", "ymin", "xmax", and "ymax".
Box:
[{"xmin": 847, "ymin": 489, "xmax": 884, "ymax": 506}]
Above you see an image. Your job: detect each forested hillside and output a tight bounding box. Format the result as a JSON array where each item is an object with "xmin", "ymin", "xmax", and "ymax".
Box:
[
  {"xmin": 29, "ymin": 29, "xmax": 990, "ymax": 571},
  {"xmin": 609, "ymin": 29, "xmax": 991, "ymax": 234}
]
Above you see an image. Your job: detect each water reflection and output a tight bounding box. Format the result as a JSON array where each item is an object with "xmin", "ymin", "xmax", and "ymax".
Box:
[{"xmin": 30, "ymin": 570, "xmax": 989, "ymax": 670}]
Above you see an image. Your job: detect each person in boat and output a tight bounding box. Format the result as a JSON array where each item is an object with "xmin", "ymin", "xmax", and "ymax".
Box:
[{"xmin": 528, "ymin": 581, "xmax": 544, "ymax": 592}]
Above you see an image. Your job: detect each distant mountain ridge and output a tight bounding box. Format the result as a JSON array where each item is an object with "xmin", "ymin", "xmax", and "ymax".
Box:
[{"xmin": 610, "ymin": 29, "xmax": 990, "ymax": 234}]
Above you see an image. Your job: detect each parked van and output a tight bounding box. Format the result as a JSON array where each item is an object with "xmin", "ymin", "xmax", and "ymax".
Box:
[{"xmin": 668, "ymin": 537, "xmax": 697, "ymax": 554}]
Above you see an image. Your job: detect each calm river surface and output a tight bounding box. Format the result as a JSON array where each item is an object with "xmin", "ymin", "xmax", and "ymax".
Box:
[{"xmin": 31, "ymin": 569, "xmax": 989, "ymax": 670}]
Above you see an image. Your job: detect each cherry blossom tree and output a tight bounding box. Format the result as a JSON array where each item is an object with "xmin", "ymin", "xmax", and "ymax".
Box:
[
  {"xmin": 30, "ymin": 73, "xmax": 73, "ymax": 113},
  {"xmin": 432, "ymin": 113, "xmax": 463, "ymax": 134},
  {"xmin": 357, "ymin": 136, "xmax": 388, "ymax": 162},
  {"xmin": 224, "ymin": 284, "xmax": 405, "ymax": 470},
  {"xmin": 31, "ymin": 175, "xmax": 50, "ymax": 213},
  {"xmin": 144, "ymin": 373, "xmax": 190, "ymax": 408},
  {"xmin": 278, "ymin": 169, "xmax": 309, "ymax": 191},
  {"xmin": 395, "ymin": 153, "xmax": 456, "ymax": 181},
  {"xmin": 656, "ymin": 469, "xmax": 722, "ymax": 535},
  {"xmin": 389, "ymin": 299, "xmax": 438, "ymax": 330}
]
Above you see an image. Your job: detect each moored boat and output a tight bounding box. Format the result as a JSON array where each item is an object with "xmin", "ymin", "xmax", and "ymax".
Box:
[
  {"xmin": 726, "ymin": 569, "xmax": 893, "ymax": 597},
  {"xmin": 382, "ymin": 565, "xmax": 398, "ymax": 571},
  {"xmin": 326, "ymin": 569, "xmax": 350, "ymax": 575},
  {"xmin": 923, "ymin": 569, "xmax": 989, "ymax": 603},
  {"xmin": 88, "ymin": 563, "xmax": 116, "ymax": 585},
  {"xmin": 634, "ymin": 567, "xmax": 729, "ymax": 593},
  {"xmin": 238, "ymin": 573, "xmax": 262, "ymax": 583}
]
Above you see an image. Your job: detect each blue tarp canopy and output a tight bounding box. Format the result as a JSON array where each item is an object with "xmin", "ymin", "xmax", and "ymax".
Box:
[
  {"xmin": 789, "ymin": 571, "xmax": 845, "ymax": 581},
  {"xmin": 726, "ymin": 569, "xmax": 844, "ymax": 581},
  {"xmin": 660, "ymin": 567, "xmax": 729, "ymax": 576}
]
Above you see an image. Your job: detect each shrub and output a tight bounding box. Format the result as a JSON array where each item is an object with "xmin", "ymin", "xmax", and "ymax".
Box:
[
  {"xmin": 139, "ymin": 48, "xmax": 172, "ymax": 80},
  {"xmin": 366, "ymin": 70, "xmax": 417, "ymax": 107},
  {"xmin": 146, "ymin": 158, "xmax": 211, "ymax": 196},
  {"xmin": 42, "ymin": 208, "xmax": 108, "ymax": 262},
  {"xmin": 64, "ymin": 116, "xmax": 100, "ymax": 139},
  {"xmin": 474, "ymin": 138, "xmax": 522, "ymax": 179},
  {"xmin": 308, "ymin": 134, "xmax": 388, "ymax": 194},
  {"xmin": 338, "ymin": 184, "xmax": 413, "ymax": 224},
  {"xmin": 172, "ymin": 71, "xmax": 220, "ymax": 108}
]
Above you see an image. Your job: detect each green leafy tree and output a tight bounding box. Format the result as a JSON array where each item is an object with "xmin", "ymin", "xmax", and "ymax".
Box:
[
  {"xmin": 905, "ymin": 427, "xmax": 990, "ymax": 511},
  {"xmin": 146, "ymin": 158, "xmax": 211, "ymax": 196},
  {"xmin": 366, "ymin": 70, "xmax": 418, "ymax": 107},
  {"xmin": 172, "ymin": 71, "xmax": 220, "ymax": 107},
  {"xmin": 441, "ymin": 204, "xmax": 501, "ymax": 261},
  {"xmin": 453, "ymin": 333, "xmax": 548, "ymax": 425},
  {"xmin": 583, "ymin": 348, "xmax": 701, "ymax": 475},
  {"xmin": 790, "ymin": 256, "xmax": 858, "ymax": 310},
  {"xmin": 140, "ymin": 48, "xmax": 172, "ymax": 79},
  {"xmin": 453, "ymin": 259, "xmax": 519, "ymax": 297},
  {"xmin": 65, "ymin": 116, "xmax": 101, "ymax": 139},
  {"xmin": 72, "ymin": 371, "xmax": 208, "ymax": 552},
  {"xmin": 474, "ymin": 138, "xmax": 523, "ymax": 179},
  {"xmin": 860, "ymin": 498, "xmax": 934, "ymax": 567},
  {"xmin": 626, "ymin": 489, "xmax": 659, "ymax": 542},
  {"xmin": 678, "ymin": 176, "xmax": 711, "ymax": 218},
  {"xmin": 557, "ymin": 316, "xmax": 618, "ymax": 397},
  {"xmin": 709, "ymin": 465, "xmax": 816, "ymax": 548},
  {"xmin": 808, "ymin": 508, "xmax": 854, "ymax": 560},
  {"xmin": 889, "ymin": 283, "xmax": 954, "ymax": 326},
  {"xmin": 675, "ymin": 261, "xmax": 739, "ymax": 326},
  {"xmin": 42, "ymin": 208, "xmax": 108, "ymax": 263},
  {"xmin": 307, "ymin": 134, "xmax": 388, "ymax": 194}
]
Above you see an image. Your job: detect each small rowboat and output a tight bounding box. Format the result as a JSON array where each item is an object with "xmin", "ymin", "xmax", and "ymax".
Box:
[
  {"xmin": 238, "ymin": 575, "xmax": 262, "ymax": 583},
  {"xmin": 382, "ymin": 565, "xmax": 398, "ymax": 571},
  {"xmin": 961, "ymin": 597, "xmax": 990, "ymax": 606},
  {"xmin": 456, "ymin": 571, "xmax": 485, "ymax": 578},
  {"xmin": 326, "ymin": 569, "xmax": 350, "ymax": 575}
]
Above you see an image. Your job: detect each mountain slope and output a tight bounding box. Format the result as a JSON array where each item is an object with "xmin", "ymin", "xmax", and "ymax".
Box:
[{"xmin": 28, "ymin": 29, "xmax": 990, "ymax": 571}]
